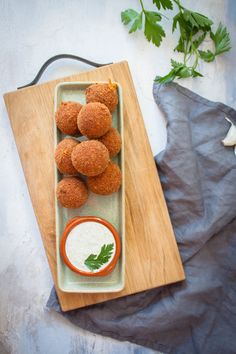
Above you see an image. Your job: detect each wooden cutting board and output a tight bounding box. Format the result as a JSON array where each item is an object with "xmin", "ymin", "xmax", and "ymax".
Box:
[{"xmin": 4, "ymin": 61, "xmax": 185, "ymax": 311}]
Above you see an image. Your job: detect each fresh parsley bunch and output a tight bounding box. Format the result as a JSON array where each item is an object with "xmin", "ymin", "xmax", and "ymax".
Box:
[{"xmin": 121, "ymin": 0, "xmax": 231, "ymax": 83}]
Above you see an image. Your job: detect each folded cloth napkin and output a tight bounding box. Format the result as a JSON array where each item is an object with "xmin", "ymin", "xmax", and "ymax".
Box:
[{"xmin": 47, "ymin": 82, "xmax": 236, "ymax": 354}]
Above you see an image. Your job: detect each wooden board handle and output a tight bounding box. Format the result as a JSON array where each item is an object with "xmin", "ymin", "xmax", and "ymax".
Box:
[{"xmin": 17, "ymin": 54, "xmax": 113, "ymax": 89}]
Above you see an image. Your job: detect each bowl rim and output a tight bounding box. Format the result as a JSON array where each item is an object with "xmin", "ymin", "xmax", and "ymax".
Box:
[{"xmin": 60, "ymin": 216, "xmax": 121, "ymax": 277}]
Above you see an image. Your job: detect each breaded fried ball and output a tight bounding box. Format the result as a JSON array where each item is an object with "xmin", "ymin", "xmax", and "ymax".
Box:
[
  {"xmin": 55, "ymin": 101, "xmax": 82, "ymax": 135},
  {"xmin": 87, "ymin": 162, "xmax": 122, "ymax": 195},
  {"xmin": 86, "ymin": 83, "xmax": 118, "ymax": 113},
  {"xmin": 54, "ymin": 138, "xmax": 79, "ymax": 175},
  {"xmin": 77, "ymin": 102, "xmax": 112, "ymax": 138},
  {"xmin": 98, "ymin": 127, "xmax": 121, "ymax": 157},
  {"xmin": 56, "ymin": 177, "xmax": 88, "ymax": 208},
  {"xmin": 71, "ymin": 140, "xmax": 109, "ymax": 176}
]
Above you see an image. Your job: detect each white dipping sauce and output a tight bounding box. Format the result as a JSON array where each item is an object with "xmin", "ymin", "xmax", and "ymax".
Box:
[{"xmin": 65, "ymin": 221, "xmax": 116, "ymax": 273}]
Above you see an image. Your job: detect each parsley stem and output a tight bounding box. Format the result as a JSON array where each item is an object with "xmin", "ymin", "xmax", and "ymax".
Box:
[
  {"xmin": 192, "ymin": 50, "xmax": 199, "ymax": 70},
  {"xmin": 183, "ymin": 40, "xmax": 188, "ymax": 65},
  {"xmin": 183, "ymin": 53, "xmax": 187, "ymax": 65},
  {"xmin": 186, "ymin": 52, "xmax": 192, "ymax": 63},
  {"xmin": 139, "ymin": 0, "xmax": 145, "ymax": 12}
]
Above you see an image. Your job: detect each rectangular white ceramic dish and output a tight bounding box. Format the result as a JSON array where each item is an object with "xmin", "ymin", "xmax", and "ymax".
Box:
[{"xmin": 54, "ymin": 82, "xmax": 125, "ymax": 293}]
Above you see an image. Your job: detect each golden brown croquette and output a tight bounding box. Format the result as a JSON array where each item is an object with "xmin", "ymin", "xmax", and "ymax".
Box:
[
  {"xmin": 56, "ymin": 177, "xmax": 88, "ymax": 208},
  {"xmin": 54, "ymin": 138, "xmax": 79, "ymax": 175},
  {"xmin": 77, "ymin": 102, "xmax": 112, "ymax": 138},
  {"xmin": 98, "ymin": 127, "xmax": 121, "ymax": 157},
  {"xmin": 71, "ymin": 140, "xmax": 109, "ymax": 176},
  {"xmin": 55, "ymin": 101, "xmax": 82, "ymax": 135},
  {"xmin": 87, "ymin": 162, "xmax": 121, "ymax": 195},
  {"xmin": 85, "ymin": 83, "xmax": 118, "ymax": 113}
]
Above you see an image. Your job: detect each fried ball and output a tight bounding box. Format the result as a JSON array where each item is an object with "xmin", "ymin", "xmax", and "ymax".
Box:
[
  {"xmin": 55, "ymin": 101, "xmax": 82, "ymax": 135},
  {"xmin": 54, "ymin": 138, "xmax": 79, "ymax": 175},
  {"xmin": 98, "ymin": 127, "xmax": 121, "ymax": 157},
  {"xmin": 87, "ymin": 162, "xmax": 122, "ymax": 195},
  {"xmin": 86, "ymin": 83, "xmax": 118, "ymax": 113},
  {"xmin": 71, "ymin": 140, "xmax": 109, "ymax": 176},
  {"xmin": 77, "ymin": 102, "xmax": 112, "ymax": 138},
  {"xmin": 56, "ymin": 177, "xmax": 88, "ymax": 208}
]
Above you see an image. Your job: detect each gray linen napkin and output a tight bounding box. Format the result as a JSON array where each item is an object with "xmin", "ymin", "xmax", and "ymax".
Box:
[{"xmin": 47, "ymin": 82, "xmax": 236, "ymax": 354}]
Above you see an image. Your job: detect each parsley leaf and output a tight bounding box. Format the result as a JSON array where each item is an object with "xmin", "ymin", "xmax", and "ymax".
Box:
[
  {"xmin": 199, "ymin": 24, "xmax": 231, "ymax": 62},
  {"xmin": 153, "ymin": 0, "xmax": 173, "ymax": 10},
  {"xmin": 171, "ymin": 59, "xmax": 184, "ymax": 69},
  {"xmin": 211, "ymin": 23, "xmax": 231, "ymax": 56},
  {"xmin": 191, "ymin": 69, "xmax": 203, "ymax": 78},
  {"xmin": 144, "ymin": 11, "xmax": 165, "ymax": 47},
  {"xmin": 172, "ymin": 12, "xmax": 180, "ymax": 33},
  {"xmin": 174, "ymin": 36, "xmax": 185, "ymax": 52},
  {"xmin": 84, "ymin": 243, "xmax": 114, "ymax": 271},
  {"xmin": 121, "ymin": 9, "xmax": 143, "ymax": 34},
  {"xmin": 129, "ymin": 12, "xmax": 143, "ymax": 33},
  {"xmin": 182, "ymin": 9, "xmax": 212, "ymax": 31},
  {"xmin": 198, "ymin": 49, "xmax": 215, "ymax": 62},
  {"xmin": 173, "ymin": 8, "xmax": 212, "ymax": 38},
  {"xmin": 121, "ymin": 9, "xmax": 140, "ymax": 25},
  {"xmin": 192, "ymin": 32, "xmax": 207, "ymax": 49},
  {"xmin": 121, "ymin": 2, "xmax": 166, "ymax": 48}
]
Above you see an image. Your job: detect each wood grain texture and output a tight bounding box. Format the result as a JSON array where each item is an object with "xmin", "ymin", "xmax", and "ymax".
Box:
[{"xmin": 4, "ymin": 61, "xmax": 185, "ymax": 311}]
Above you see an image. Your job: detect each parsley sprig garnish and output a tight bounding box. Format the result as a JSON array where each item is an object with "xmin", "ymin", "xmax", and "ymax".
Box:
[
  {"xmin": 84, "ymin": 243, "xmax": 114, "ymax": 272},
  {"xmin": 121, "ymin": 0, "xmax": 231, "ymax": 83}
]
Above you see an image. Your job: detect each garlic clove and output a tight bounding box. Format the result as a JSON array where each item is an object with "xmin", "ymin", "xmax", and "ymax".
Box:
[{"xmin": 222, "ymin": 117, "xmax": 236, "ymax": 146}]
